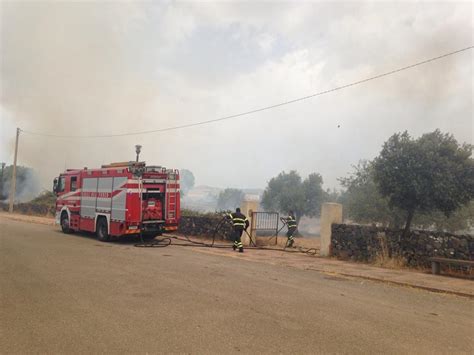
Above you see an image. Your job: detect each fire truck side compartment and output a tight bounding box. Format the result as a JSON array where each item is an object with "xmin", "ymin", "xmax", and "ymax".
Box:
[
  {"xmin": 55, "ymin": 162, "xmax": 180, "ymax": 239},
  {"xmin": 111, "ymin": 177, "xmax": 127, "ymax": 221}
]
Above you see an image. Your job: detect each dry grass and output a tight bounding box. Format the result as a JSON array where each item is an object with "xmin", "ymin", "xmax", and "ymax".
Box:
[
  {"xmin": 373, "ymin": 253, "xmax": 407, "ymax": 269},
  {"xmin": 255, "ymin": 235, "xmax": 320, "ymax": 250},
  {"xmin": 372, "ymin": 233, "xmax": 407, "ymax": 269},
  {"xmin": 371, "ymin": 233, "xmax": 472, "ymax": 278}
]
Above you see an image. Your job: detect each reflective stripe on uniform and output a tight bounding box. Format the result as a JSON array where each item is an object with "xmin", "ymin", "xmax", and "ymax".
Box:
[
  {"xmin": 287, "ymin": 216, "xmax": 297, "ymax": 228},
  {"xmin": 231, "ymin": 215, "xmax": 247, "ymax": 227},
  {"xmin": 232, "ymin": 218, "xmax": 246, "ymax": 225}
]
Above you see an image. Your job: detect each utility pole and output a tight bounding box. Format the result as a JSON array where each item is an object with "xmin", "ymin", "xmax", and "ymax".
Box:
[
  {"xmin": 0, "ymin": 162, "xmax": 5, "ymax": 199},
  {"xmin": 9, "ymin": 128, "xmax": 20, "ymax": 213}
]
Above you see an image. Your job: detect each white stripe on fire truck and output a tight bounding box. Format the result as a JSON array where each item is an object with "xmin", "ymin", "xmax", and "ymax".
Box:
[
  {"xmin": 60, "ymin": 189, "xmax": 82, "ymax": 199},
  {"xmin": 62, "ymin": 196, "xmax": 81, "ymax": 201},
  {"xmin": 143, "ymin": 179, "xmax": 166, "ymax": 183}
]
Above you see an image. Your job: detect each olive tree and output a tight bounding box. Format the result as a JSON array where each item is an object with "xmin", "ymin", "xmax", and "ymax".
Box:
[
  {"xmin": 339, "ymin": 161, "xmax": 405, "ymax": 228},
  {"xmin": 179, "ymin": 169, "xmax": 195, "ymax": 196},
  {"xmin": 217, "ymin": 188, "xmax": 245, "ymax": 211},
  {"xmin": 373, "ymin": 130, "xmax": 473, "ymax": 237},
  {"xmin": 261, "ymin": 170, "xmax": 327, "ymax": 220}
]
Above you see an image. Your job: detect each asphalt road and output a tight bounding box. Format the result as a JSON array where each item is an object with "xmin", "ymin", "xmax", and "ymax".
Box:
[{"xmin": 1, "ymin": 217, "xmax": 473, "ymax": 354}]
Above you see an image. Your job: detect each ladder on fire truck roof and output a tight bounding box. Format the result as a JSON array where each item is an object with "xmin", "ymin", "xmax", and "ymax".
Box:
[{"xmin": 101, "ymin": 161, "xmax": 145, "ymax": 169}]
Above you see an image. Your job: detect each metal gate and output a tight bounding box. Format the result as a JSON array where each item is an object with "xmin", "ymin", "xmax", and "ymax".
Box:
[{"xmin": 251, "ymin": 212, "xmax": 279, "ymax": 244}]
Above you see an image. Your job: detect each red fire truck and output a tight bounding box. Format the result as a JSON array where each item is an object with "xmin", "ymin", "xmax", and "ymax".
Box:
[{"xmin": 53, "ymin": 161, "xmax": 180, "ymax": 241}]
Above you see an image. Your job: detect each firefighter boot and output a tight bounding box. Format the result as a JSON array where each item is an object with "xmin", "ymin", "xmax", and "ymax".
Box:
[
  {"xmin": 288, "ymin": 238, "xmax": 294, "ymax": 248},
  {"xmin": 239, "ymin": 247, "xmax": 244, "ymax": 253}
]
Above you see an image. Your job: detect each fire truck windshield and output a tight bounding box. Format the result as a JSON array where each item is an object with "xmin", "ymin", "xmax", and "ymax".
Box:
[{"xmin": 56, "ymin": 176, "xmax": 66, "ymax": 193}]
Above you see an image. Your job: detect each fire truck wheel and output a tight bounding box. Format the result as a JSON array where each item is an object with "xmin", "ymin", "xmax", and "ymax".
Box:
[
  {"xmin": 96, "ymin": 217, "xmax": 110, "ymax": 242},
  {"xmin": 60, "ymin": 212, "xmax": 73, "ymax": 234}
]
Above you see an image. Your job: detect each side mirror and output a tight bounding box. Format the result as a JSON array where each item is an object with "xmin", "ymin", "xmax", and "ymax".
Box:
[{"xmin": 53, "ymin": 178, "xmax": 58, "ymax": 193}]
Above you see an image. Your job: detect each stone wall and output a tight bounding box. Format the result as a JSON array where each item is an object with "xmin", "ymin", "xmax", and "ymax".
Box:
[
  {"xmin": 331, "ymin": 224, "xmax": 473, "ymax": 267},
  {"xmin": 178, "ymin": 215, "xmax": 233, "ymax": 240}
]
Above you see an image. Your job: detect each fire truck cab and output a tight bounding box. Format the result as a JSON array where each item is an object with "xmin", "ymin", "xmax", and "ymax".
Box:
[{"xmin": 53, "ymin": 161, "xmax": 180, "ymax": 241}]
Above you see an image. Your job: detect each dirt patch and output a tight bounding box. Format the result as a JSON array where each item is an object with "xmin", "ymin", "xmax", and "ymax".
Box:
[
  {"xmin": 0, "ymin": 212, "xmax": 55, "ymax": 226},
  {"xmin": 323, "ymin": 275, "xmax": 348, "ymax": 281}
]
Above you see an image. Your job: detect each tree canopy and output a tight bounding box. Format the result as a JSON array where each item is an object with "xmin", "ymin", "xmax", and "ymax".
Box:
[
  {"xmin": 261, "ymin": 170, "xmax": 326, "ymax": 219},
  {"xmin": 179, "ymin": 169, "xmax": 195, "ymax": 196},
  {"xmin": 216, "ymin": 188, "xmax": 245, "ymax": 211},
  {"xmin": 339, "ymin": 161, "xmax": 404, "ymax": 228},
  {"xmin": 340, "ymin": 159, "xmax": 474, "ymax": 233},
  {"xmin": 373, "ymin": 130, "xmax": 474, "ymax": 236}
]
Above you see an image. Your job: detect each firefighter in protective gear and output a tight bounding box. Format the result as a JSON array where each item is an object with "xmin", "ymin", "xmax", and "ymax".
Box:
[
  {"xmin": 227, "ymin": 208, "xmax": 250, "ymax": 253},
  {"xmin": 286, "ymin": 211, "xmax": 297, "ymax": 247}
]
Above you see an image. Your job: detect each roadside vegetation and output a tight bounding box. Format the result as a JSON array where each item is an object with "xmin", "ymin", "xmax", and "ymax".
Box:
[{"xmin": 3, "ymin": 130, "xmax": 473, "ymax": 234}]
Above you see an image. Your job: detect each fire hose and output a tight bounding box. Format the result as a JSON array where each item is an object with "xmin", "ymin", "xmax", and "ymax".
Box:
[{"xmin": 134, "ymin": 214, "xmax": 318, "ymax": 256}]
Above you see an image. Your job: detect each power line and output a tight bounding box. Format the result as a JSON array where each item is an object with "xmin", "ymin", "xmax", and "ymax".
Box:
[{"xmin": 21, "ymin": 45, "xmax": 473, "ymax": 139}]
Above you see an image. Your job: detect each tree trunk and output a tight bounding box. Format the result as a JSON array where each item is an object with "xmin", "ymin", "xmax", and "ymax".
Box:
[{"xmin": 402, "ymin": 209, "xmax": 415, "ymax": 239}]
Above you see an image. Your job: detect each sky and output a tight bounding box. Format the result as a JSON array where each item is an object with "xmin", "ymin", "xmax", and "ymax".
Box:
[{"xmin": 0, "ymin": 0, "xmax": 472, "ymax": 192}]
